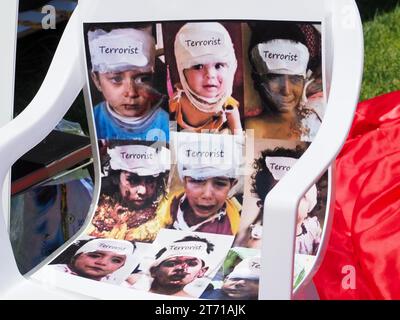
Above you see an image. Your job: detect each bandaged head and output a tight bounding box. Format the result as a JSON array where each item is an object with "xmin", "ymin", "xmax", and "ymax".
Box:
[
  {"xmin": 228, "ymin": 256, "xmax": 261, "ymax": 281},
  {"xmin": 175, "ymin": 133, "xmax": 244, "ymax": 181},
  {"xmin": 250, "ymin": 39, "xmax": 310, "ymax": 78},
  {"xmin": 174, "ymin": 22, "xmax": 237, "ymax": 113},
  {"xmin": 108, "ymin": 145, "xmax": 170, "ymax": 177},
  {"xmin": 265, "ymin": 156, "xmax": 317, "ymax": 212},
  {"xmin": 152, "ymin": 240, "xmax": 212, "ymax": 268},
  {"xmin": 88, "ymin": 28, "xmax": 156, "ymax": 74},
  {"xmin": 75, "ymin": 239, "xmax": 134, "ymax": 256}
]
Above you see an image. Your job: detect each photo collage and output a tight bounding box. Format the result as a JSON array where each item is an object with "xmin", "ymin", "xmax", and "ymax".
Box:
[{"xmin": 44, "ymin": 20, "xmax": 327, "ymax": 299}]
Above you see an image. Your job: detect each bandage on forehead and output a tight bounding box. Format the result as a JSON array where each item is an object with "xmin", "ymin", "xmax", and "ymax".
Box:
[
  {"xmin": 88, "ymin": 28, "xmax": 156, "ymax": 73},
  {"xmin": 152, "ymin": 241, "xmax": 210, "ymax": 268},
  {"xmin": 251, "ymin": 39, "xmax": 309, "ymax": 77},
  {"xmin": 75, "ymin": 239, "xmax": 134, "ymax": 256},
  {"xmin": 175, "ymin": 133, "xmax": 244, "ymax": 180},
  {"xmin": 265, "ymin": 156, "xmax": 297, "ymax": 180},
  {"xmin": 265, "ymin": 156, "xmax": 317, "ymax": 211},
  {"xmin": 175, "ymin": 22, "xmax": 236, "ymax": 69},
  {"xmin": 228, "ymin": 256, "xmax": 261, "ymax": 280},
  {"xmin": 108, "ymin": 145, "xmax": 170, "ymax": 176}
]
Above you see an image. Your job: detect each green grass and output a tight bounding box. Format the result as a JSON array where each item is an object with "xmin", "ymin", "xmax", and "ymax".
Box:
[{"xmin": 361, "ymin": 4, "xmax": 400, "ymax": 100}]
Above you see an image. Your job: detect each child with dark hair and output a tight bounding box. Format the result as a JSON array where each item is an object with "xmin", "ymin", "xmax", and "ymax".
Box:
[
  {"xmin": 239, "ymin": 146, "xmax": 322, "ymax": 255},
  {"xmin": 87, "ymin": 143, "xmax": 172, "ymax": 242},
  {"xmin": 245, "ymin": 21, "xmax": 324, "ymax": 142}
]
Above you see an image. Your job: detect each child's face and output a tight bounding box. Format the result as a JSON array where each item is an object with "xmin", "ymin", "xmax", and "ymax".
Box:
[
  {"xmin": 183, "ymin": 176, "xmax": 234, "ymax": 219},
  {"xmin": 92, "ymin": 69, "xmax": 157, "ymax": 118},
  {"xmin": 151, "ymin": 256, "xmax": 207, "ymax": 288},
  {"xmin": 222, "ymin": 277, "xmax": 259, "ymax": 299},
  {"xmin": 258, "ymin": 73, "xmax": 305, "ymax": 113},
  {"xmin": 119, "ymin": 171, "xmax": 158, "ymax": 210},
  {"xmin": 184, "ymin": 63, "xmax": 229, "ymax": 98},
  {"xmin": 73, "ymin": 250, "xmax": 126, "ymax": 280}
]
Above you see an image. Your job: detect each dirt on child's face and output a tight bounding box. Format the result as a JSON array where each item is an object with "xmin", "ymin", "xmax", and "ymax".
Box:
[
  {"xmin": 184, "ymin": 62, "xmax": 228, "ymax": 98},
  {"xmin": 258, "ymin": 73, "xmax": 305, "ymax": 114},
  {"xmin": 93, "ymin": 69, "xmax": 159, "ymax": 118}
]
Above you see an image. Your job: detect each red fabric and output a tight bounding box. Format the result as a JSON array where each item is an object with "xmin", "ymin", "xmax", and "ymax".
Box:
[{"xmin": 314, "ymin": 91, "xmax": 400, "ymax": 300}]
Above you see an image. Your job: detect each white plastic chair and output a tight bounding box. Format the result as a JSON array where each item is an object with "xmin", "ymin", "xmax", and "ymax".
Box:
[{"xmin": 0, "ymin": 0, "xmax": 363, "ymax": 300}]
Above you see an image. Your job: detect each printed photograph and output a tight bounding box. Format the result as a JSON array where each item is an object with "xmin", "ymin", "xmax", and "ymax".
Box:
[
  {"xmin": 84, "ymin": 22, "xmax": 170, "ymax": 142},
  {"xmin": 163, "ymin": 22, "xmax": 244, "ymax": 134},
  {"xmin": 123, "ymin": 228, "xmax": 234, "ymax": 298},
  {"xmin": 243, "ymin": 21, "xmax": 324, "ymax": 142},
  {"xmin": 235, "ymin": 139, "xmax": 328, "ymax": 257},
  {"xmin": 201, "ymin": 247, "xmax": 261, "ymax": 300},
  {"xmin": 86, "ymin": 140, "xmax": 172, "ymax": 243},
  {"xmin": 43, "ymin": 236, "xmax": 139, "ymax": 285},
  {"xmin": 166, "ymin": 132, "xmax": 245, "ymax": 236}
]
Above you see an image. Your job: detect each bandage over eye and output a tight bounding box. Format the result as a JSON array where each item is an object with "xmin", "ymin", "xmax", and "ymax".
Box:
[
  {"xmin": 152, "ymin": 241, "xmax": 211, "ymax": 268},
  {"xmin": 175, "ymin": 133, "xmax": 244, "ymax": 181},
  {"xmin": 228, "ymin": 256, "xmax": 261, "ymax": 281},
  {"xmin": 174, "ymin": 22, "xmax": 237, "ymax": 113},
  {"xmin": 108, "ymin": 145, "xmax": 170, "ymax": 176},
  {"xmin": 250, "ymin": 39, "xmax": 309, "ymax": 77},
  {"xmin": 88, "ymin": 28, "xmax": 156, "ymax": 73},
  {"xmin": 75, "ymin": 239, "xmax": 134, "ymax": 256}
]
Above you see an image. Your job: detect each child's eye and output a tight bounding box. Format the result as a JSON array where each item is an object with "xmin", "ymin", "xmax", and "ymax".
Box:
[
  {"xmin": 111, "ymin": 258, "xmax": 124, "ymax": 264},
  {"xmin": 188, "ymin": 177, "xmax": 205, "ymax": 185},
  {"xmin": 215, "ymin": 63, "xmax": 227, "ymax": 70},
  {"xmin": 110, "ymin": 76, "xmax": 123, "ymax": 84},
  {"xmin": 191, "ymin": 64, "xmax": 204, "ymax": 70},
  {"xmin": 134, "ymin": 74, "xmax": 153, "ymax": 85},
  {"xmin": 213, "ymin": 180, "xmax": 230, "ymax": 188}
]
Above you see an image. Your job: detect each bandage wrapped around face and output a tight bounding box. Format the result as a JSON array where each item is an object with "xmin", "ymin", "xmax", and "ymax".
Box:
[
  {"xmin": 250, "ymin": 39, "xmax": 309, "ymax": 78},
  {"xmin": 174, "ymin": 22, "xmax": 237, "ymax": 113},
  {"xmin": 175, "ymin": 133, "xmax": 244, "ymax": 181},
  {"xmin": 108, "ymin": 145, "xmax": 170, "ymax": 177},
  {"xmin": 88, "ymin": 28, "xmax": 156, "ymax": 73},
  {"xmin": 228, "ymin": 256, "xmax": 261, "ymax": 281},
  {"xmin": 152, "ymin": 241, "xmax": 211, "ymax": 268},
  {"xmin": 75, "ymin": 239, "xmax": 134, "ymax": 256},
  {"xmin": 265, "ymin": 156, "xmax": 317, "ymax": 212}
]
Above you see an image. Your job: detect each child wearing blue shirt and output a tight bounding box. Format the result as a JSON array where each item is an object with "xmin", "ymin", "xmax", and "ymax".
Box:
[{"xmin": 88, "ymin": 27, "xmax": 169, "ymax": 142}]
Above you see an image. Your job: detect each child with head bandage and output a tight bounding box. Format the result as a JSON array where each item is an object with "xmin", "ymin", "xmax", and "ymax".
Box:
[
  {"xmin": 246, "ymin": 22, "xmax": 323, "ymax": 142},
  {"xmin": 239, "ymin": 146, "xmax": 322, "ymax": 255},
  {"xmin": 163, "ymin": 133, "xmax": 243, "ymax": 235},
  {"xmin": 47, "ymin": 238, "xmax": 135, "ymax": 282},
  {"xmin": 88, "ymin": 26, "xmax": 169, "ymax": 141},
  {"xmin": 170, "ymin": 22, "xmax": 242, "ymax": 134}
]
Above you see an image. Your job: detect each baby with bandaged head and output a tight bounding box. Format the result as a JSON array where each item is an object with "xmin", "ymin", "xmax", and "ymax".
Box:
[
  {"xmin": 170, "ymin": 22, "xmax": 242, "ymax": 134},
  {"xmin": 48, "ymin": 238, "xmax": 135, "ymax": 282},
  {"xmin": 88, "ymin": 26, "xmax": 169, "ymax": 141}
]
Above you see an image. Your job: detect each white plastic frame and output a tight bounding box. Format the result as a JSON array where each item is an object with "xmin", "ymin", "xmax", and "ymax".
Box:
[{"xmin": 0, "ymin": 0, "xmax": 363, "ymax": 300}]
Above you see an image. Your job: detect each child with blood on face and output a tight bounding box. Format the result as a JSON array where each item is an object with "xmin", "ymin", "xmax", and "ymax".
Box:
[
  {"xmin": 170, "ymin": 22, "xmax": 242, "ymax": 134},
  {"xmin": 87, "ymin": 143, "xmax": 172, "ymax": 242},
  {"xmin": 88, "ymin": 26, "xmax": 169, "ymax": 141}
]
